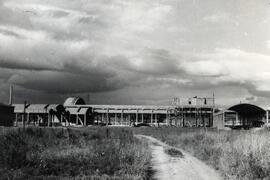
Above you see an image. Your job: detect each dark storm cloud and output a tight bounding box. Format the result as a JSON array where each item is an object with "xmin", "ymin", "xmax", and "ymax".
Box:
[
  {"xmin": 0, "ymin": 58, "xmax": 59, "ymax": 71},
  {"xmin": 8, "ymin": 71, "xmax": 127, "ymax": 94},
  {"xmin": 0, "ymin": 0, "xmax": 270, "ymax": 105},
  {"xmin": 0, "ymin": 28, "xmax": 23, "ymax": 38}
]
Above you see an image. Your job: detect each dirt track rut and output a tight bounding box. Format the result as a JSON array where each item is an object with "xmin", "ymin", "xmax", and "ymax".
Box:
[{"xmin": 136, "ymin": 135, "xmax": 223, "ymax": 180}]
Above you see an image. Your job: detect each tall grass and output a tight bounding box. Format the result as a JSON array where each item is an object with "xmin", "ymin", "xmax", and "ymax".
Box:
[
  {"xmin": 0, "ymin": 127, "xmax": 151, "ymax": 180},
  {"xmin": 134, "ymin": 127, "xmax": 270, "ymax": 180}
]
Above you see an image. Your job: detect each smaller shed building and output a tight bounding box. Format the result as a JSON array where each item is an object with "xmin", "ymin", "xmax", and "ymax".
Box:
[
  {"xmin": 214, "ymin": 103, "xmax": 266, "ymax": 129},
  {"xmin": 228, "ymin": 103, "xmax": 266, "ymax": 128},
  {"xmin": 0, "ymin": 103, "xmax": 15, "ymax": 126}
]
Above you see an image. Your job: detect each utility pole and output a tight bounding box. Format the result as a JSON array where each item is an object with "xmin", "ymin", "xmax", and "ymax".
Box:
[{"xmin": 9, "ymin": 85, "xmax": 13, "ymax": 105}]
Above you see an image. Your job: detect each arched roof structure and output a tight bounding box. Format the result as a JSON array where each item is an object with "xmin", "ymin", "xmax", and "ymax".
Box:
[
  {"xmin": 228, "ymin": 103, "xmax": 266, "ymax": 115},
  {"xmin": 63, "ymin": 97, "xmax": 86, "ymax": 106}
]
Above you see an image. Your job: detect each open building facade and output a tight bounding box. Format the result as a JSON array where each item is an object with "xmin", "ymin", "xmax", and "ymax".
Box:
[
  {"xmin": 3, "ymin": 96, "xmax": 269, "ymax": 129},
  {"xmin": 11, "ymin": 96, "xmax": 214, "ymax": 127}
]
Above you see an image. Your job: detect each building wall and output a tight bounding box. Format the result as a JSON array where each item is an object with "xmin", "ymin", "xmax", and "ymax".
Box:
[
  {"xmin": 213, "ymin": 113, "xmax": 224, "ymax": 129},
  {"xmin": 0, "ymin": 105, "xmax": 15, "ymax": 126}
]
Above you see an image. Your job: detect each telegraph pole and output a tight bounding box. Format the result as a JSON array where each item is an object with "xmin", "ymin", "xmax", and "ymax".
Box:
[{"xmin": 9, "ymin": 85, "xmax": 13, "ymax": 105}]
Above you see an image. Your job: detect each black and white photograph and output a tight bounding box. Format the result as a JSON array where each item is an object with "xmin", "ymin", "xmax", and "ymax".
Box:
[{"xmin": 0, "ymin": 0, "xmax": 270, "ymax": 179}]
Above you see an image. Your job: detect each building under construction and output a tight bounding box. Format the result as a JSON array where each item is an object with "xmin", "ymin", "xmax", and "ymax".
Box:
[
  {"xmin": 12, "ymin": 96, "xmax": 215, "ymax": 127},
  {"xmin": 5, "ymin": 84, "xmax": 269, "ymax": 129}
]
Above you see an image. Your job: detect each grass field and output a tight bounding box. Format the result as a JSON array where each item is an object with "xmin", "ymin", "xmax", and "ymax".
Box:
[
  {"xmin": 2, "ymin": 126, "xmax": 270, "ymax": 180},
  {"xmin": 134, "ymin": 127, "xmax": 270, "ymax": 180},
  {"xmin": 0, "ymin": 127, "xmax": 152, "ymax": 180}
]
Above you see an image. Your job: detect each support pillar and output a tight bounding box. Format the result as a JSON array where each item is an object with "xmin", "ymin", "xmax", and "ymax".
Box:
[
  {"xmin": 115, "ymin": 113, "xmax": 117, "ymax": 125},
  {"xmin": 151, "ymin": 111, "xmax": 153, "ymax": 125},
  {"xmin": 267, "ymin": 110, "xmax": 269, "ymax": 125},
  {"xmin": 48, "ymin": 113, "xmax": 50, "ymax": 127},
  {"xmin": 60, "ymin": 114, "xmax": 63, "ymax": 124},
  {"xmin": 121, "ymin": 111, "xmax": 123, "ymax": 125},
  {"xmin": 128, "ymin": 114, "xmax": 131, "ymax": 126},
  {"xmin": 106, "ymin": 109, "xmax": 109, "ymax": 125},
  {"xmin": 15, "ymin": 114, "xmax": 18, "ymax": 126},
  {"xmin": 166, "ymin": 111, "xmax": 168, "ymax": 125},
  {"xmin": 183, "ymin": 108, "xmax": 185, "ymax": 127},
  {"xmin": 195, "ymin": 108, "xmax": 198, "ymax": 127},
  {"xmin": 27, "ymin": 113, "xmax": 30, "ymax": 125},
  {"xmin": 136, "ymin": 112, "xmax": 138, "ymax": 125}
]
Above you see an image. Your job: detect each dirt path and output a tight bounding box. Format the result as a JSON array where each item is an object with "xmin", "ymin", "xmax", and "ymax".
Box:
[{"xmin": 136, "ymin": 135, "xmax": 223, "ymax": 180}]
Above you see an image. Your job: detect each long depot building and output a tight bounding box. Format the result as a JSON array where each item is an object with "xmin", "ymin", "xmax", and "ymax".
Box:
[
  {"xmin": 8, "ymin": 96, "xmax": 270, "ymax": 129},
  {"xmin": 63, "ymin": 97, "xmax": 215, "ymax": 127},
  {"xmin": 11, "ymin": 96, "xmax": 214, "ymax": 127}
]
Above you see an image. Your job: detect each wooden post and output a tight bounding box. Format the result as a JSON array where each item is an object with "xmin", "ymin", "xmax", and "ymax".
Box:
[
  {"xmin": 76, "ymin": 114, "xmax": 78, "ymax": 125},
  {"xmin": 155, "ymin": 113, "xmax": 157, "ymax": 125},
  {"xmin": 84, "ymin": 114, "xmax": 87, "ymax": 126},
  {"xmin": 141, "ymin": 113, "xmax": 144, "ymax": 123},
  {"xmin": 114, "ymin": 113, "xmax": 117, "ymax": 125}
]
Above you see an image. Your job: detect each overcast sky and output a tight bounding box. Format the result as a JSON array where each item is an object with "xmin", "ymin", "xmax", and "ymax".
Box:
[{"xmin": 0, "ymin": 0, "xmax": 270, "ymax": 107}]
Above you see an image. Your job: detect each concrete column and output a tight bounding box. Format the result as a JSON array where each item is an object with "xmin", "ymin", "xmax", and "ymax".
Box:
[
  {"xmin": 151, "ymin": 111, "xmax": 153, "ymax": 124},
  {"xmin": 166, "ymin": 111, "xmax": 168, "ymax": 125},
  {"xmin": 27, "ymin": 113, "xmax": 30, "ymax": 124},
  {"xmin": 141, "ymin": 113, "xmax": 144, "ymax": 123},
  {"xmin": 195, "ymin": 108, "xmax": 198, "ymax": 127},
  {"xmin": 106, "ymin": 109, "xmax": 109, "ymax": 125},
  {"xmin": 101, "ymin": 113, "xmax": 104, "ymax": 123},
  {"xmin": 128, "ymin": 114, "xmax": 131, "ymax": 125},
  {"xmin": 168, "ymin": 111, "xmax": 171, "ymax": 126},
  {"xmin": 84, "ymin": 114, "xmax": 87, "ymax": 126},
  {"xmin": 203, "ymin": 110, "xmax": 206, "ymax": 127},
  {"xmin": 267, "ymin": 110, "xmax": 269, "ymax": 125},
  {"xmin": 121, "ymin": 111, "xmax": 123, "ymax": 125},
  {"xmin": 114, "ymin": 113, "xmax": 117, "ymax": 125},
  {"xmin": 15, "ymin": 114, "xmax": 18, "ymax": 126},
  {"xmin": 155, "ymin": 113, "xmax": 157, "ymax": 125},
  {"xmin": 60, "ymin": 114, "xmax": 63, "ymax": 124},
  {"xmin": 76, "ymin": 114, "xmax": 78, "ymax": 125},
  {"xmin": 183, "ymin": 109, "xmax": 185, "ymax": 127},
  {"xmin": 47, "ymin": 113, "xmax": 50, "ymax": 127},
  {"xmin": 136, "ymin": 112, "xmax": 138, "ymax": 125}
]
